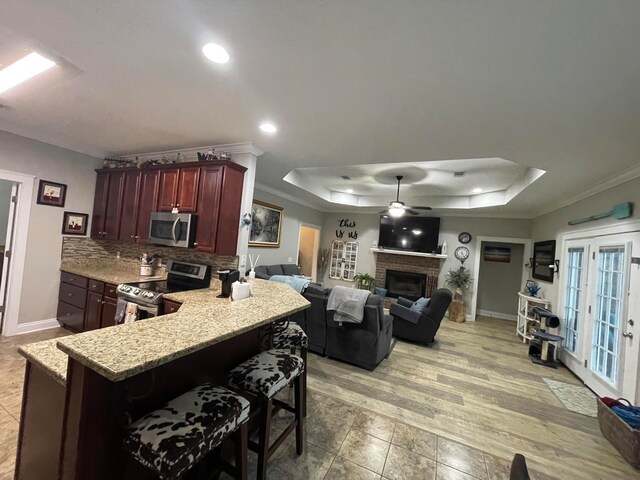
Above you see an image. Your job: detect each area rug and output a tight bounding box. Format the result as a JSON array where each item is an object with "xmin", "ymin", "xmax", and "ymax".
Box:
[{"xmin": 543, "ymin": 378, "xmax": 598, "ymax": 418}]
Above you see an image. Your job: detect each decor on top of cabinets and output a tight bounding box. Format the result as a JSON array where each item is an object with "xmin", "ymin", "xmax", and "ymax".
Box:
[
  {"xmin": 37, "ymin": 179, "xmax": 66, "ymax": 207},
  {"xmin": 444, "ymin": 265, "xmax": 473, "ymax": 323},
  {"xmin": 249, "ymin": 200, "xmax": 283, "ymax": 247},
  {"xmin": 532, "ymin": 240, "xmax": 556, "ymax": 282},
  {"xmin": 240, "ymin": 212, "xmax": 252, "ymax": 230},
  {"xmin": 454, "ymin": 246, "xmax": 470, "ymax": 264},
  {"xmin": 458, "ymin": 232, "xmax": 472, "ymax": 244},
  {"xmin": 61, "ymin": 212, "xmax": 88, "ymax": 236},
  {"xmin": 329, "ymin": 240, "xmax": 358, "ymax": 281}
]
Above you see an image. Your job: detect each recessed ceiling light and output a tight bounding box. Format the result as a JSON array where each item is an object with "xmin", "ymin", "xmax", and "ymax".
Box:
[
  {"xmin": 202, "ymin": 43, "xmax": 229, "ymax": 64},
  {"xmin": 259, "ymin": 122, "xmax": 277, "ymax": 134},
  {"xmin": 0, "ymin": 52, "xmax": 56, "ymax": 94},
  {"xmin": 472, "ymin": 187, "xmax": 483, "ymax": 193},
  {"xmin": 346, "ymin": 189, "xmax": 354, "ymax": 194}
]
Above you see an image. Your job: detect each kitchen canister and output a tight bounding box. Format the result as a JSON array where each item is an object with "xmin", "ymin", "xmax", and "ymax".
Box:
[{"xmin": 231, "ymin": 281, "xmax": 252, "ymax": 301}]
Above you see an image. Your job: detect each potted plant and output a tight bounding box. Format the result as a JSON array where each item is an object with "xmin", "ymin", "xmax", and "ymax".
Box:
[
  {"xmin": 444, "ymin": 265, "xmax": 473, "ymax": 322},
  {"xmin": 354, "ymin": 272, "xmax": 376, "ymax": 292}
]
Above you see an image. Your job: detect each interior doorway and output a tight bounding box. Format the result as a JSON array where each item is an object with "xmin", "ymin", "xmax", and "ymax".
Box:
[
  {"xmin": 476, "ymin": 241, "xmax": 525, "ymax": 322},
  {"xmin": 469, "ymin": 236, "xmax": 532, "ymax": 323},
  {"xmin": 297, "ymin": 223, "xmax": 321, "ymax": 282},
  {"xmin": 0, "ymin": 169, "xmax": 35, "ymax": 336}
]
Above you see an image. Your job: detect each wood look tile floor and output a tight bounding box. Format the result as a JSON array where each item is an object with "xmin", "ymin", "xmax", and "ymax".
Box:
[{"xmin": 1, "ymin": 318, "xmax": 639, "ymax": 479}]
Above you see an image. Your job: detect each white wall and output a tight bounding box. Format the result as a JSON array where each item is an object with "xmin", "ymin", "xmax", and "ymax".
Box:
[
  {"xmin": 247, "ymin": 188, "xmax": 325, "ymax": 269},
  {"xmin": 531, "ymin": 176, "xmax": 640, "ymax": 309},
  {"xmin": 0, "ymin": 130, "xmax": 103, "ymax": 327},
  {"xmin": 0, "ymin": 179, "xmax": 12, "ymax": 243},
  {"xmin": 477, "ymin": 241, "xmax": 525, "ymax": 318}
]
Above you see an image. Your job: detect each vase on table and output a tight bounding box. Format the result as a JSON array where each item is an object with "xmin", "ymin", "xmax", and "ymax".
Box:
[{"xmin": 448, "ymin": 288, "xmax": 466, "ymax": 323}]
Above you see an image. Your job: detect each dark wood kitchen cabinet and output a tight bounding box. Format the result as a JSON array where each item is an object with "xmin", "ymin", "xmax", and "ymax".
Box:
[
  {"xmin": 158, "ymin": 167, "xmax": 200, "ymax": 213},
  {"xmin": 194, "ymin": 164, "xmax": 244, "ymax": 255},
  {"xmin": 163, "ymin": 299, "xmax": 182, "ymax": 315},
  {"xmin": 118, "ymin": 171, "xmax": 141, "ymax": 242},
  {"xmin": 91, "ymin": 160, "xmax": 246, "ymax": 254},
  {"xmin": 91, "ymin": 171, "xmax": 125, "ymax": 240},
  {"xmin": 57, "ymin": 272, "xmax": 88, "ymax": 332},
  {"xmin": 57, "ymin": 272, "xmax": 118, "ymax": 332}
]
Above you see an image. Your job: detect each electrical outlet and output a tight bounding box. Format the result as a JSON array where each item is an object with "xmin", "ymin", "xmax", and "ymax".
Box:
[
  {"xmin": 240, "ymin": 255, "xmax": 246, "ymax": 267},
  {"xmin": 288, "ymin": 257, "xmax": 293, "ymax": 263}
]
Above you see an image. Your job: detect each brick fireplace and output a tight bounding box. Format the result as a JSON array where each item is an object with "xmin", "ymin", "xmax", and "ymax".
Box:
[{"xmin": 374, "ymin": 251, "xmax": 441, "ymax": 308}]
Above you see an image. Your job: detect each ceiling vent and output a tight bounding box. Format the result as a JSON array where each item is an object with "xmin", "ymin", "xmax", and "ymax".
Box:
[
  {"xmin": 340, "ymin": 175, "xmax": 351, "ymax": 180},
  {"xmin": 453, "ymin": 171, "xmax": 465, "ymax": 177}
]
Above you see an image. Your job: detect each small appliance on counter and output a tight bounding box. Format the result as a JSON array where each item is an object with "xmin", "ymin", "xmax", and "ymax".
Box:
[
  {"xmin": 139, "ymin": 253, "xmax": 158, "ymax": 276},
  {"xmin": 217, "ymin": 269, "xmax": 240, "ymax": 298}
]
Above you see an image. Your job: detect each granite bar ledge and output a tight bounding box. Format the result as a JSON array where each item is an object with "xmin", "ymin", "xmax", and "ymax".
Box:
[{"xmin": 55, "ymin": 279, "xmax": 310, "ymax": 382}]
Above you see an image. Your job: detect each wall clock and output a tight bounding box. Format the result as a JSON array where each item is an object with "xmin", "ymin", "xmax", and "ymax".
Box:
[
  {"xmin": 458, "ymin": 232, "xmax": 472, "ymax": 244},
  {"xmin": 455, "ymin": 246, "xmax": 470, "ymax": 264}
]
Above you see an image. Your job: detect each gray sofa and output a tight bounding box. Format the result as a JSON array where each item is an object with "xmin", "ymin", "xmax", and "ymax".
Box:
[
  {"xmin": 287, "ymin": 284, "xmax": 393, "ymax": 370},
  {"xmin": 250, "ymin": 264, "xmax": 301, "ymax": 280}
]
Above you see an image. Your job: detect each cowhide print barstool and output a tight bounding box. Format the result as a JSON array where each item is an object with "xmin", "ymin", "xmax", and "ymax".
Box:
[
  {"xmin": 123, "ymin": 384, "xmax": 250, "ymax": 480},
  {"xmin": 227, "ymin": 349, "xmax": 304, "ymax": 480},
  {"xmin": 272, "ymin": 320, "xmax": 309, "ymax": 417}
]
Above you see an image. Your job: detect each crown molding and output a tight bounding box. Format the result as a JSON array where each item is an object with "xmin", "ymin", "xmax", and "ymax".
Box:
[
  {"xmin": 533, "ymin": 163, "xmax": 640, "ymax": 218},
  {"xmin": 115, "ymin": 142, "xmax": 264, "ymax": 162},
  {"xmin": 254, "ymin": 182, "xmax": 324, "ymax": 212}
]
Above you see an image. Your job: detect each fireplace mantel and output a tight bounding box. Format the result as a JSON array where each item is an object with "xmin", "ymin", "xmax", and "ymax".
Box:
[{"xmin": 370, "ymin": 248, "xmax": 447, "ymax": 259}]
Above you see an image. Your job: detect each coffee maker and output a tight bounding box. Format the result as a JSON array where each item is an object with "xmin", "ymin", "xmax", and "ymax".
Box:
[{"xmin": 217, "ymin": 269, "xmax": 240, "ymax": 298}]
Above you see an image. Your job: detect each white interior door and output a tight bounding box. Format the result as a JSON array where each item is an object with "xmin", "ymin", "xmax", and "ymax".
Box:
[
  {"xmin": 0, "ymin": 183, "xmax": 18, "ymax": 331},
  {"xmin": 583, "ymin": 234, "xmax": 640, "ymax": 400}
]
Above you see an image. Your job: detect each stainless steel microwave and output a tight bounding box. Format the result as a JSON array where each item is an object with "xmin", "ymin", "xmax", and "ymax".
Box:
[{"xmin": 149, "ymin": 212, "xmax": 197, "ymax": 248}]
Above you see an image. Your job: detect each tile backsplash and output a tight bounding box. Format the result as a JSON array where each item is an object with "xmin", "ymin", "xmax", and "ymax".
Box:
[{"xmin": 62, "ymin": 237, "xmax": 239, "ymax": 271}]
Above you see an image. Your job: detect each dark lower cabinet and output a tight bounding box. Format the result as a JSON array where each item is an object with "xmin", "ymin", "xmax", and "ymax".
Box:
[
  {"xmin": 163, "ymin": 300, "xmax": 182, "ymax": 315},
  {"xmin": 58, "ymin": 272, "xmax": 118, "ymax": 332}
]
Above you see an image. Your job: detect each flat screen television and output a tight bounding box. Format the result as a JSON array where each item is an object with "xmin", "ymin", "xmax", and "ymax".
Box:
[{"xmin": 378, "ymin": 216, "xmax": 440, "ymax": 253}]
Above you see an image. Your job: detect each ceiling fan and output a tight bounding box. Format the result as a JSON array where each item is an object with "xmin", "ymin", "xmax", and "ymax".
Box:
[{"xmin": 379, "ymin": 175, "xmax": 432, "ymax": 217}]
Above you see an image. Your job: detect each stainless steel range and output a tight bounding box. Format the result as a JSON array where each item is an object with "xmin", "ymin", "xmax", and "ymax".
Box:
[{"xmin": 117, "ymin": 260, "xmax": 211, "ymax": 318}]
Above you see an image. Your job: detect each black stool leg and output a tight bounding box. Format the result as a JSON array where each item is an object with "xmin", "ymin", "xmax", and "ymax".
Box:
[
  {"xmin": 294, "ymin": 374, "xmax": 304, "ymax": 456},
  {"xmin": 234, "ymin": 422, "xmax": 248, "ymax": 480},
  {"xmin": 257, "ymin": 398, "xmax": 272, "ymax": 480},
  {"xmin": 301, "ymin": 347, "xmax": 308, "ymax": 417}
]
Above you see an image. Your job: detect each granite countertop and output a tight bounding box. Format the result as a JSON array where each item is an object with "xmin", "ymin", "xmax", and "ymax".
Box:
[
  {"xmin": 18, "ymin": 339, "xmax": 68, "ymax": 386},
  {"xmin": 60, "ymin": 258, "xmax": 166, "ymax": 285},
  {"xmin": 56, "ymin": 279, "xmax": 310, "ymax": 382}
]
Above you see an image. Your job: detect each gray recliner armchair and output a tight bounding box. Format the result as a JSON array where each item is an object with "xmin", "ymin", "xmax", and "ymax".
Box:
[{"xmin": 389, "ymin": 288, "xmax": 452, "ymax": 345}]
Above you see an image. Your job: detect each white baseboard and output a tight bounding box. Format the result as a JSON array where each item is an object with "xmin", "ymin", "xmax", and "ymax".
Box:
[
  {"xmin": 477, "ymin": 309, "xmax": 517, "ymax": 321},
  {"xmin": 4, "ymin": 317, "xmax": 60, "ymax": 336}
]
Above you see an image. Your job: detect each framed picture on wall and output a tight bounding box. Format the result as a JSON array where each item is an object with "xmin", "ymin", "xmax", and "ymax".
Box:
[
  {"xmin": 62, "ymin": 212, "xmax": 88, "ymax": 236},
  {"xmin": 532, "ymin": 240, "xmax": 556, "ymax": 282},
  {"xmin": 483, "ymin": 246, "xmax": 511, "ymax": 263},
  {"xmin": 249, "ymin": 200, "xmax": 283, "ymax": 247},
  {"xmin": 37, "ymin": 179, "xmax": 67, "ymax": 207}
]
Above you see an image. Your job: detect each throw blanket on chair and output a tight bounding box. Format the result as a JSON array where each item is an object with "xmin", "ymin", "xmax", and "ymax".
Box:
[
  {"xmin": 327, "ymin": 286, "xmax": 370, "ymax": 325},
  {"xmin": 269, "ymin": 275, "xmax": 310, "ymax": 293}
]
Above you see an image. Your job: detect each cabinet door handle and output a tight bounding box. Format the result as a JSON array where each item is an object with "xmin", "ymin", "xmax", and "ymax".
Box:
[
  {"xmin": 97, "ymin": 298, "xmax": 101, "ymax": 303},
  {"xmin": 193, "ymin": 242, "xmax": 198, "ymax": 246},
  {"xmin": 135, "ymin": 235, "xmax": 139, "ymax": 239},
  {"xmin": 66, "ymin": 313, "xmax": 71, "ymax": 316},
  {"xmin": 130, "ymin": 235, "xmax": 135, "ymax": 238},
  {"xmin": 101, "ymin": 301, "xmax": 106, "ymax": 305},
  {"xmin": 67, "ymin": 293, "xmax": 73, "ymax": 297},
  {"xmin": 176, "ymin": 203, "xmax": 180, "ymax": 207}
]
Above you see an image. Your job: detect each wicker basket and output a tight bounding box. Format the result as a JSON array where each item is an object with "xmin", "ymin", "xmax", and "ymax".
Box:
[{"xmin": 597, "ymin": 397, "xmax": 640, "ymax": 468}]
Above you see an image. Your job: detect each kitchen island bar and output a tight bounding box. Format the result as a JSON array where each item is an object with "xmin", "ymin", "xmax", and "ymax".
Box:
[{"xmin": 16, "ymin": 279, "xmax": 310, "ymax": 480}]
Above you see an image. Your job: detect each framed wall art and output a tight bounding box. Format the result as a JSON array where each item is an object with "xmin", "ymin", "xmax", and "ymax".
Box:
[
  {"xmin": 37, "ymin": 179, "xmax": 67, "ymax": 207},
  {"xmin": 62, "ymin": 212, "xmax": 88, "ymax": 236},
  {"xmin": 249, "ymin": 200, "xmax": 283, "ymax": 247}
]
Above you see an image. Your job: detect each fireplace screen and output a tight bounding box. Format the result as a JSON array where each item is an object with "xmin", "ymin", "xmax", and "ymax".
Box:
[{"xmin": 385, "ymin": 270, "xmax": 427, "ymax": 301}]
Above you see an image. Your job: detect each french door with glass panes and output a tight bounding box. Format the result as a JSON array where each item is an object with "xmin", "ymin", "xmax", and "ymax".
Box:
[{"xmin": 560, "ymin": 233, "xmax": 640, "ymax": 400}]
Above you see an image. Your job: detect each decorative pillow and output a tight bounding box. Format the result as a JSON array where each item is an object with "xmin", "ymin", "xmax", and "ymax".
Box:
[
  {"xmin": 410, "ymin": 297, "xmax": 431, "ymax": 313},
  {"xmin": 375, "ymin": 287, "xmax": 388, "ymax": 298}
]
